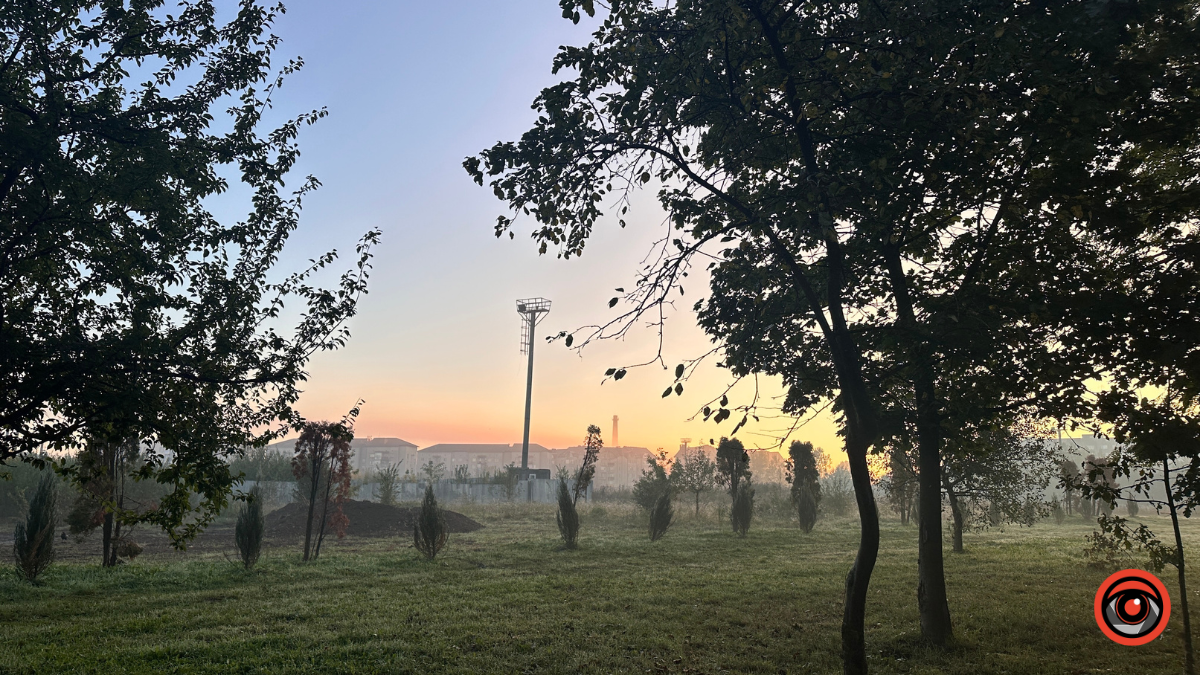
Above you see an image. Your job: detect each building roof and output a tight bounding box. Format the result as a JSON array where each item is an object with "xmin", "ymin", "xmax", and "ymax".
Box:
[
  {"xmin": 353, "ymin": 437, "xmax": 417, "ymax": 448},
  {"xmin": 418, "ymin": 443, "xmax": 551, "ymax": 454}
]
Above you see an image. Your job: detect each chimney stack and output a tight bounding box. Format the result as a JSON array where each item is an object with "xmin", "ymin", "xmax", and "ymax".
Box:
[{"xmin": 612, "ymin": 415, "xmax": 619, "ymax": 447}]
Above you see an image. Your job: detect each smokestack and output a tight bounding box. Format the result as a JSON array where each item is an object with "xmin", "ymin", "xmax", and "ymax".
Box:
[{"xmin": 612, "ymin": 415, "xmax": 619, "ymax": 447}]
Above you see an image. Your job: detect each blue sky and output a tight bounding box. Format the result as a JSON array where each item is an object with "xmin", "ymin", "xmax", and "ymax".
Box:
[{"xmin": 226, "ymin": 1, "xmax": 844, "ymax": 457}]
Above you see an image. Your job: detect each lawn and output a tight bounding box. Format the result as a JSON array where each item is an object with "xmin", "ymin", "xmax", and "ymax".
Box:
[{"xmin": 2, "ymin": 502, "xmax": 1196, "ymax": 674}]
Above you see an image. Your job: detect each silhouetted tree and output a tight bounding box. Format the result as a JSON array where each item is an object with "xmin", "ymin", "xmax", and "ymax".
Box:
[
  {"xmin": 13, "ymin": 472, "xmax": 56, "ymax": 583},
  {"xmin": 556, "ymin": 477, "xmax": 580, "ymax": 549},
  {"xmin": 573, "ymin": 425, "xmax": 603, "ymax": 504},
  {"xmin": 672, "ymin": 448, "xmax": 716, "ymax": 517},
  {"xmin": 716, "ymin": 438, "xmax": 752, "ymax": 534},
  {"xmin": 941, "ymin": 428, "xmax": 1056, "ymax": 553},
  {"xmin": 785, "ymin": 441, "xmax": 822, "ymax": 533},
  {"xmin": 0, "ymin": 1, "xmax": 380, "ymax": 548},
  {"xmin": 633, "ymin": 451, "xmax": 672, "ymax": 512},
  {"xmin": 67, "ymin": 436, "xmax": 153, "ymax": 567},
  {"xmin": 235, "ymin": 488, "xmax": 265, "ymax": 570},
  {"xmin": 292, "ymin": 411, "xmax": 357, "ymax": 562},
  {"xmin": 414, "ymin": 483, "xmax": 448, "ymax": 560},
  {"xmin": 468, "ymin": 0, "xmax": 1197, "ymax": 665},
  {"xmin": 649, "ymin": 490, "xmax": 674, "ymax": 542}
]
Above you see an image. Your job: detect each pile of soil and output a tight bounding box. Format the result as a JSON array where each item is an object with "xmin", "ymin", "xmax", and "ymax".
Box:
[{"xmin": 264, "ymin": 500, "xmax": 483, "ymax": 539}]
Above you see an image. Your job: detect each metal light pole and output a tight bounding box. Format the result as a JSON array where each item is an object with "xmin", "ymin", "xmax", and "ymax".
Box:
[{"xmin": 516, "ymin": 298, "xmax": 551, "ymax": 478}]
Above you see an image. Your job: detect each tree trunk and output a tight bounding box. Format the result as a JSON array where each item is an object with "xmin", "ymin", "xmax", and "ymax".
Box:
[
  {"xmin": 302, "ymin": 454, "xmax": 323, "ymax": 562},
  {"xmin": 313, "ymin": 463, "xmax": 335, "ymax": 561},
  {"xmin": 102, "ymin": 511, "xmax": 115, "ymax": 567},
  {"xmin": 884, "ymin": 245, "xmax": 953, "ymax": 646},
  {"xmin": 695, "ymin": 490, "xmax": 701, "ymax": 517},
  {"xmin": 842, "ymin": 434, "xmax": 880, "ymax": 675},
  {"xmin": 1165, "ymin": 460, "xmax": 1195, "ymax": 675},
  {"xmin": 944, "ymin": 480, "xmax": 964, "ymax": 554}
]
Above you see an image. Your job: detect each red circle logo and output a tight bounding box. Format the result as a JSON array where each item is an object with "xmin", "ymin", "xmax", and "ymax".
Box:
[{"xmin": 1095, "ymin": 569, "xmax": 1171, "ymax": 645}]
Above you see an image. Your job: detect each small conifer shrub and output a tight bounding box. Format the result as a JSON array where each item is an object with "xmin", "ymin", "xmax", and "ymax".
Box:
[
  {"xmin": 235, "ymin": 488, "xmax": 266, "ymax": 569},
  {"xmin": 414, "ymin": 483, "xmax": 448, "ymax": 559},
  {"xmin": 556, "ymin": 477, "xmax": 580, "ymax": 549},
  {"xmin": 13, "ymin": 473, "xmax": 57, "ymax": 583},
  {"xmin": 1050, "ymin": 497, "xmax": 1066, "ymax": 525},
  {"xmin": 649, "ymin": 489, "xmax": 674, "ymax": 542}
]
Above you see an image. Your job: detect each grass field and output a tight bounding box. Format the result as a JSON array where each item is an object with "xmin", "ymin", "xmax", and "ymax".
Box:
[{"xmin": 2, "ymin": 503, "xmax": 1197, "ymax": 674}]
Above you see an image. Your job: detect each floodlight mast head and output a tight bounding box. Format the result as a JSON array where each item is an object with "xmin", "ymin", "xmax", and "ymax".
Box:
[
  {"xmin": 516, "ymin": 298, "xmax": 551, "ymax": 484},
  {"xmin": 516, "ymin": 297, "xmax": 552, "ymax": 354}
]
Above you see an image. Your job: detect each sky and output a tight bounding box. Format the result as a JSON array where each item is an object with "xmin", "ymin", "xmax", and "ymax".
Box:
[{"xmin": 220, "ymin": 1, "xmax": 845, "ymax": 459}]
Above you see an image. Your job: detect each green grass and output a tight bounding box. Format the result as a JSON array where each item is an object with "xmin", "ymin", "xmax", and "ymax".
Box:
[{"xmin": 2, "ymin": 504, "xmax": 1197, "ymax": 674}]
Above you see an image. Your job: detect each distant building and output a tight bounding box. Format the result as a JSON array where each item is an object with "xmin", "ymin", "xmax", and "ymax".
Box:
[
  {"xmin": 750, "ymin": 449, "xmax": 787, "ymax": 485},
  {"xmin": 418, "ymin": 443, "xmax": 554, "ymax": 478},
  {"xmin": 553, "ymin": 445, "xmax": 653, "ymax": 489},
  {"xmin": 261, "ymin": 436, "xmax": 418, "ymax": 476},
  {"xmin": 352, "ymin": 437, "xmax": 418, "ymax": 475}
]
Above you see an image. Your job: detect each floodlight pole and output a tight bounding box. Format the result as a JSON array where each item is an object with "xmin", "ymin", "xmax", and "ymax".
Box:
[
  {"xmin": 521, "ymin": 318, "xmax": 536, "ymax": 473},
  {"xmin": 516, "ymin": 298, "xmax": 551, "ymax": 482}
]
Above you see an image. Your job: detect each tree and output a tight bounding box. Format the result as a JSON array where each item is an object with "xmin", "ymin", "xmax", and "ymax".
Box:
[
  {"xmin": 467, "ymin": 0, "xmax": 1195, "ymax": 666},
  {"xmin": 234, "ymin": 487, "xmax": 265, "ymax": 570},
  {"xmin": 714, "ymin": 438, "xmax": 750, "ymax": 492},
  {"xmin": 649, "ymin": 489, "xmax": 674, "ymax": 542},
  {"xmin": 632, "ymin": 451, "xmax": 672, "ymax": 512},
  {"xmin": 556, "ymin": 477, "xmax": 580, "ymax": 549},
  {"xmin": 785, "ymin": 441, "xmax": 822, "ymax": 533},
  {"xmin": 375, "ymin": 463, "xmax": 402, "ymax": 507},
  {"xmin": 1059, "ymin": 460, "xmax": 1081, "ymax": 516},
  {"xmin": 66, "ymin": 436, "xmax": 156, "ymax": 566},
  {"xmin": 731, "ymin": 483, "xmax": 755, "ymax": 538},
  {"xmin": 291, "ymin": 415, "xmax": 356, "ymax": 562},
  {"xmin": 941, "ymin": 428, "xmax": 1057, "ymax": 553},
  {"xmin": 421, "ymin": 460, "xmax": 447, "ymax": 484},
  {"xmin": 573, "ymin": 425, "xmax": 603, "ymax": 504},
  {"xmin": 1081, "ymin": 390, "xmax": 1200, "ymax": 675},
  {"xmin": 414, "ymin": 483, "xmax": 448, "ymax": 560},
  {"xmin": 671, "ymin": 448, "xmax": 716, "ymax": 516},
  {"xmin": 0, "ymin": 0, "xmax": 379, "ymax": 547},
  {"xmin": 879, "ymin": 447, "xmax": 918, "ymax": 526},
  {"xmin": 13, "ymin": 471, "xmax": 56, "ymax": 583}
]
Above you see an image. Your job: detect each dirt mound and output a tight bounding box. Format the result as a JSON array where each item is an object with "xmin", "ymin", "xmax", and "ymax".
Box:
[{"xmin": 264, "ymin": 500, "xmax": 483, "ymax": 539}]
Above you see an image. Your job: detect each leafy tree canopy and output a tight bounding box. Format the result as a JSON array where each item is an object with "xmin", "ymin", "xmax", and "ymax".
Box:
[{"xmin": 0, "ymin": 0, "xmax": 379, "ymax": 544}]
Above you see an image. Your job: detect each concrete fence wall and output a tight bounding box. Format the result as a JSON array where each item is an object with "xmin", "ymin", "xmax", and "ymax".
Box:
[{"xmin": 242, "ymin": 479, "xmax": 592, "ymax": 506}]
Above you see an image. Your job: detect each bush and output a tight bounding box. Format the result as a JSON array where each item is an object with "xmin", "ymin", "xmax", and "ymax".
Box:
[
  {"xmin": 649, "ymin": 490, "xmax": 673, "ymax": 542},
  {"xmin": 1126, "ymin": 499, "xmax": 1140, "ymax": 518},
  {"xmin": 820, "ymin": 467, "xmax": 855, "ymax": 517},
  {"xmin": 796, "ymin": 482, "xmax": 818, "ymax": 533},
  {"xmin": 1051, "ymin": 497, "xmax": 1066, "ymax": 525},
  {"xmin": 376, "ymin": 463, "xmax": 401, "ymax": 506},
  {"xmin": 235, "ymin": 488, "xmax": 266, "ymax": 569},
  {"xmin": 13, "ymin": 473, "xmax": 57, "ymax": 583},
  {"xmin": 633, "ymin": 453, "xmax": 671, "ymax": 512},
  {"xmin": 731, "ymin": 483, "xmax": 754, "ymax": 537},
  {"xmin": 556, "ymin": 478, "xmax": 580, "ymax": 549},
  {"xmin": 414, "ymin": 483, "xmax": 448, "ymax": 559}
]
